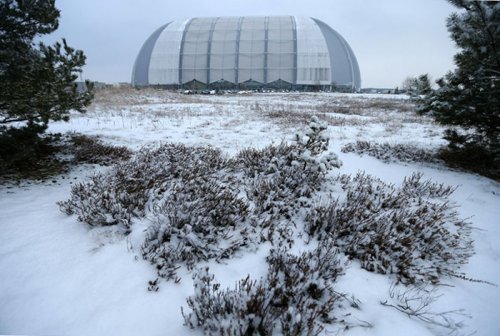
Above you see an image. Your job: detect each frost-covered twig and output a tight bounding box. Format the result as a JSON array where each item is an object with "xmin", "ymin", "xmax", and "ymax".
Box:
[{"xmin": 380, "ymin": 283, "xmax": 470, "ymax": 334}]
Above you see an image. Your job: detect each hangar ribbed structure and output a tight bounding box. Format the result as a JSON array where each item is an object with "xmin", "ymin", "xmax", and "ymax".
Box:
[{"xmin": 132, "ymin": 16, "xmax": 361, "ymax": 91}]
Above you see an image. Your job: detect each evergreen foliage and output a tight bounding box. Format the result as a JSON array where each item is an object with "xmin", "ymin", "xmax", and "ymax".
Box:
[
  {"xmin": 0, "ymin": 0, "xmax": 93, "ymax": 134},
  {"xmin": 418, "ymin": 0, "xmax": 499, "ymax": 178},
  {"xmin": 0, "ymin": 125, "xmax": 65, "ymax": 178},
  {"xmin": 0, "ymin": 131, "xmax": 130, "ymax": 179}
]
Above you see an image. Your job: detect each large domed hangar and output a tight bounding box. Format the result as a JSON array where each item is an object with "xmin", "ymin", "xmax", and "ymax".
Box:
[{"xmin": 132, "ymin": 16, "xmax": 361, "ymax": 91}]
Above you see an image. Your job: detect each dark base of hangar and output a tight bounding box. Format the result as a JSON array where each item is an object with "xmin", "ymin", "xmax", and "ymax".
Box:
[{"xmin": 135, "ymin": 79, "xmax": 357, "ymax": 93}]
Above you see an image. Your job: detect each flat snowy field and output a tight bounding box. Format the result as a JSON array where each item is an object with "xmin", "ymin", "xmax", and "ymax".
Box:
[{"xmin": 1, "ymin": 90, "xmax": 499, "ymax": 336}]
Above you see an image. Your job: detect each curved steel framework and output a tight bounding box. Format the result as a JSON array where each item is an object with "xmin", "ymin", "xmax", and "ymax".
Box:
[{"xmin": 132, "ymin": 16, "xmax": 361, "ymax": 91}]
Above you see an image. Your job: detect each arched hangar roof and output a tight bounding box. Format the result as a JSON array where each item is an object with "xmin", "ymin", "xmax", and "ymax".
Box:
[{"xmin": 132, "ymin": 16, "xmax": 361, "ymax": 90}]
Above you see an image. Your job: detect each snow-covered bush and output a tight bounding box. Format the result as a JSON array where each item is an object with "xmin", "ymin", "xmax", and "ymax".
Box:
[
  {"xmin": 306, "ymin": 172, "xmax": 473, "ymax": 285},
  {"xmin": 58, "ymin": 173, "xmax": 133, "ymax": 228},
  {"xmin": 60, "ymin": 117, "xmax": 343, "ymax": 282},
  {"xmin": 232, "ymin": 142, "xmax": 296, "ymax": 177},
  {"xmin": 143, "ymin": 116, "xmax": 340, "ymax": 279},
  {"xmin": 341, "ymin": 141, "xmax": 440, "ymax": 164},
  {"xmin": 232, "ymin": 116, "xmax": 341, "ymax": 244},
  {"xmin": 182, "ymin": 242, "xmax": 345, "ymax": 335},
  {"xmin": 59, "ymin": 144, "xmax": 227, "ymax": 229},
  {"xmin": 141, "ymin": 177, "xmax": 253, "ymax": 282}
]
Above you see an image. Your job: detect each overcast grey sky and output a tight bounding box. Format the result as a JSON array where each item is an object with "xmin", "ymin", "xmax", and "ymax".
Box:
[{"xmin": 44, "ymin": 0, "xmax": 459, "ymax": 88}]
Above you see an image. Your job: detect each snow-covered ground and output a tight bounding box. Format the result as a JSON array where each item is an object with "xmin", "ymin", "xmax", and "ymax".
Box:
[{"xmin": 1, "ymin": 90, "xmax": 499, "ymax": 336}]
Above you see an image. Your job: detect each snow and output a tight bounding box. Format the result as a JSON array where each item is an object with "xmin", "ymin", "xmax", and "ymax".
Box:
[{"xmin": 1, "ymin": 91, "xmax": 499, "ymax": 336}]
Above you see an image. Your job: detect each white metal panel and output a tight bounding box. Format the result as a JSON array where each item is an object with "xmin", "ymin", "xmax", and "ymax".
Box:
[
  {"xmin": 210, "ymin": 41, "xmax": 225, "ymax": 54},
  {"xmin": 238, "ymin": 54, "xmax": 252, "ymax": 69},
  {"xmin": 194, "ymin": 53, "xmax": 207, "ymax": 68},
  {"xmin": 267, "ymin": 54, "xmax": 282, "ymax": 68},
  {"xmin": 237, "ymin": 54, "xmax": 264, "ymax": 82},
  {"xmin": 212, "ymin": 30, "xmax": 226, "ymax": 40},
  {"xmin": 238, "ymin": 40, "xmax": 252, "ymax": 53},
  {"xmin": 222, "ymin": 54, "xmax": 236, "ymax": 65},
  {"xmin": 193, "ymin": 68, "xmax": 207, "ymax": 83},
  {"xmin": 182, "ymin": 55, "xmax": 196, "ymax": 69},
  {"xmin": 182, "ymin": 41, "xmax": 198, "ymax": 54},
  {"xmin": 250, "ymin": 67, "xmax": 264, "ymax": 83},
  {"xmin": 223, "ymin": 40, "xmax": 237, "ymax": 54},
  {"xmin": 280, "ymin": 68, "xmax": 294, "ymax": 83},
  {"xmin": 252, "ymin": 41, "xmax": 265, "ymax": 54},
  {"xmin": 267, "ymin": 29, "xmax": 280, "ymax": 40},
  {"xmin": 148, "ymin": 19, "xmax": 188, "ymax": 84},
  {"xmin": 238, "ymin": 69, "xmax": 251, "ymax": 82},
  {"xmin": 266, "ymin": 16, "xmax": 295, "ymax": 83},
  {"xmin": 180, "ymin": 17, "xmax": 217, "ymax": 83},
  {"xmin": 210, "ymin": 53, "xmax": 224, "ymax": 68},
  {"xmin": 213, "ymin": 18, "xmax": 238, "ymax": 40},
  {"xmin": 222, "ymin": 69, "xmax": 235, "ymax": 82},
  {"xmin": 268, "ymin": 40, "xmax": 294, "ymax": 53},
  {"xmin": 182, "ymin": 69, "xmax": 195, "ymax": 81},
  {"xmin": 268, "ymin": 69, "xmax": 280, "ymax": 82},
  {"xmin": 312, "ymin": 18, "xmax": 360, "ymax": 89},
  {"xmin": 209, "ymin": 18, "xmax": 238, "ymax": 83},
  {"xmin": 210, "ymin": 69, "xmax": 224, "ymax": 82},
  {"xmin": 237, "ymin": 17, "xmax": 266, "ymax": 83},
  {"xmin": 185, "ymin": 18, "xmax": 211, "ymax": 43},
  {"xmin": 295, "ymin": 17, "xmax": 331, "ymax": 85}
]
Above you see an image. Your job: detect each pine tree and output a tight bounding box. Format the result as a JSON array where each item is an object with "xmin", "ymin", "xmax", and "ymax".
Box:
[
  {"xmin": 419, "ymin": 0, "xmax": 499, "ymax": 176},
  {"xmin": 0, "ymin": 0, "xmax": 93, "ymax": 133},
  {"xmin": 0, "ymin": 0, "xmax": 94, "ymax": 177}
]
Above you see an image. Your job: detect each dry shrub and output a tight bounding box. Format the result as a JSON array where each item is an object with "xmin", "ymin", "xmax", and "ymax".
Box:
[
  {"xmin": 264, "ymin": 111, "xmax": 312, "ymax": 127},
  {"xmin": 306, "ymin": 172, "xmax": 473, "ymax": 285},
  {"xmin": 59, "ymin": 143, "xmax": 226, "ymax": 230},
  {"xmin": 70, "ymin": 134, "xmax": 132, "ymax": 165},
  {"xmin": 317, "ymin": 97, "xmax": 414, "ymax": 115},
  {"xmin": 341, "ymin": 141, "xmax": 440, "ymax": 164},
  {"xmin": 182, "ymin": 242, "xmax": 345, "ymax": 335},
  {"xmin": 60, "ymin": 117, "xmax": 342, "ymax": 282},
  {"xmin": 142, "ymin": 177, "xmax": 252, "ymax": 283},
  {"xmin": 381, "ymin": 282, "xmax": 470, "ymax": 335},
  {"xmin": 361, "ymin": 98, "xmax": 414, "ymax": 112}
]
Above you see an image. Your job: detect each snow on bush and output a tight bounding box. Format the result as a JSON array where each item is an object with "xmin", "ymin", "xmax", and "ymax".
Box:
[
  {"xmin": 58, "ymin": 173, "xmax": 134, "ymax": 228},
  {"xmin": 59, "ymin": 117, "xmax": 342, "ymax": 281},
  {"xmin": 182, "ymin": 242, "xmax": 347, "ymax": 335},
  {"xmin": 341, "ymin": 140, "xmax": 440, "ymax": 164},
  {"xmin": 306, "ymin": 172, "xmax": 473, "ymax": 285},
  {"xmin": 59, "ymin": 143, "xmax": 227, "ymax": 229},
  {"xmin": 141, "ymin": 177, "xmax": 253, "ymax": 283},
  {"xmin": 230, "ymin": 120, "xmax": 341, "ymax": 245}
]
